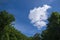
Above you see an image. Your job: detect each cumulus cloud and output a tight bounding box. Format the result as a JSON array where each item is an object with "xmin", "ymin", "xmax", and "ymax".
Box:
[{"xmin": 28, "ymin": 4, "xmax": 51, "ymax": 30}]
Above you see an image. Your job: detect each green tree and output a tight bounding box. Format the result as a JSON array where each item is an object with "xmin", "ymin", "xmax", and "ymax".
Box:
[
  {"xmin": 28, "ymin": 37, "xmax": 33, "ymax": 40},
  {"xmin": 41, "ymin": 12, "xmax": 60, "ymax": 40},
  {"xmin": 0, "ymin": 10, "xmax": 28, "ymax": 40},
  {"xmin": 33, "ymin": 33, "xmax": 41, "ymax": 40},
  {"xmin": 0, "ymin": 10, "xmax": 15, "ymax": 40},
  {"xmin": 0, "ymin": 10, "xmax": 15, "ymax": 30}
]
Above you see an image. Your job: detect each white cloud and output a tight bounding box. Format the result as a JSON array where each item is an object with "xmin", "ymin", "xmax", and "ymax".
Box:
[{"xmin": 28, "ymin": 4, "xmax": 51, "ymax": 30}]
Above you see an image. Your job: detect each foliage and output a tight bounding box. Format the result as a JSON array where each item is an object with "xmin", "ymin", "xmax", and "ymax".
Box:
[
  {"xmin": 33, "ymin": 33, "xmax": 41, "ymax": 40},
  {"xmin": 0, "ymin": 10, "xmax": 28, "ymax": 40},
  {"xmin": 0, "ymin": 10, "xmax": 60, "ymax": 40},
  {"xmin": 41, "ymin": 12, "xmax": 60, "ymax": 40}
]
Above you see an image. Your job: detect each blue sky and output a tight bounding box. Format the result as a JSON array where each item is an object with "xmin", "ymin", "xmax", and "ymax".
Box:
[{"xmin": 0, "ymin": 0, "xmax": 60, "ymax": 36}]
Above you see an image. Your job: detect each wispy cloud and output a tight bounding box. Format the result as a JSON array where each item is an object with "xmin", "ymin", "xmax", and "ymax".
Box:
[{"xmin": 28, "ymin": 4, "xmax": 51, "ymax": 30}]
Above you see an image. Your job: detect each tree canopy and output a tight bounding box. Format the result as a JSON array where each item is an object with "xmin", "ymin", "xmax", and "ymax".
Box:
[
  {"xmin": 0, "ymin": 10, "xmax": 60, "ymax": 40},
  {"xmin": 41, "ymin": 12, "xmax": 60, "ymax": 40},
  {"xmin": 0, "ymin": 11, "xmax": 28, "ymax": 40}
]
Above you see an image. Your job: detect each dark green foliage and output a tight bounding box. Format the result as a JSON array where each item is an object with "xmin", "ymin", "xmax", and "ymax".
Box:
[
  {"xmin": 28, "ymin": 37, "xmax": 33, "ymax": 40},
  {"xmin": 0, "ymin": 10, "xmax": 41, "ymax": 40},
  {"xmin": 1, "ymin": 10, "xmax": 60, "ymax": 40},
  {"xmin": 0, "ymin": 10, "xmax": 15, "ymax": 28},
  {"xmin": 0, "ymin": 10, "xmax": 28, "ymax": 40},
  {"xmin": 41, "ymin": 12, "xmax": 60, "ymax": 40},
  {"xmin": 33, "ymin": 33, "xmax": 41, "ymax": 40},
  {"xmin": 28, "ymin": 33, "xmax": 41, "ymax": 40},
  {"xmin": 0, "ymin": 10, "xmax": 14, "ymax": 40}
]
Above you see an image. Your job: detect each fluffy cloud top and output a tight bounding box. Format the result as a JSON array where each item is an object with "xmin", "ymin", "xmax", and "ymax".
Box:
[{"xmin": 28, "ymin": 5, "xmax": 51, "ymax": 30}]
